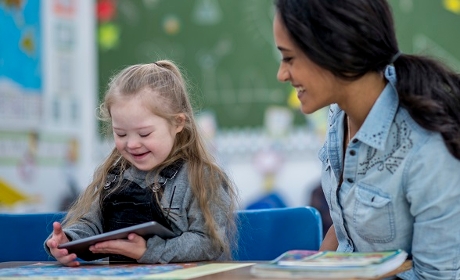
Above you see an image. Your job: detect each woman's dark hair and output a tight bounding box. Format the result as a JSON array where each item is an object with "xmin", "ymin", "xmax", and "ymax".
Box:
[{"xmin": 275, "ymin": 0, "xmax": 460, "ymax": 159}]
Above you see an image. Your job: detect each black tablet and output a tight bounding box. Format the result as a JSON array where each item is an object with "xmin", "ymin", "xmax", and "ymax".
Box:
[{"xmin": 58, "ymin": 221, "xmax": 176, "ymax": 261}]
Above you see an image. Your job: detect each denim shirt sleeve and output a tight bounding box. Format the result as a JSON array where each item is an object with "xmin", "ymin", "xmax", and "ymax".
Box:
[{"xmin": 404, "ymin": 133, "xmax": 460, "ymax": 279}]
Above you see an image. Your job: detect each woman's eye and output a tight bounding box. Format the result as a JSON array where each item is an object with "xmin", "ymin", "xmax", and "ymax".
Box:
[{"xmin": 282, "ymin": 57, "xmax": 293, "ymax": 63}]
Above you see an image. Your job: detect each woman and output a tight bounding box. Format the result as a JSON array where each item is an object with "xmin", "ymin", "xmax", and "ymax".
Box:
[{"xmin": 273, "ymin": 0, "xmax": 460, "ymax": 279}]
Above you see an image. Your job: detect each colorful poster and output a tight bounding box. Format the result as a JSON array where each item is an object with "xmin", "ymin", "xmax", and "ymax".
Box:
[
  {"xmin": 0, "ymin": 1, "xmax": 91, "ymax": 213},
  {"xmin": 0, "ymin": 0, "xmax": 42, "ymax": 127}
]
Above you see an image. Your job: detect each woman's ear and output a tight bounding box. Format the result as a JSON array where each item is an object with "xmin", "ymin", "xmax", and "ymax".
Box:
[{"xmin": 175, "ymin": 113, "xmax": 186, "ymax": 133}]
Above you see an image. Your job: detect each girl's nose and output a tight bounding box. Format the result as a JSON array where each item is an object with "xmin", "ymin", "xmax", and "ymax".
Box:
[{"xmin": 126, "ymin": 136, "xmax": 141, "ymax": 149}]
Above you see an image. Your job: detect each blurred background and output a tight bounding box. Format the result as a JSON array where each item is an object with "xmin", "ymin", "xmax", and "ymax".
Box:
[{"xmin": 1, "ymin": 0, "xmax": 459, "ymax": 218}]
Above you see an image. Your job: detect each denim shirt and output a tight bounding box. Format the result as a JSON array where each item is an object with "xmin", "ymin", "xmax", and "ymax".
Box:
[{"xmin": 319, "ymin": 66, "xmax": 460, "ymax": 279}]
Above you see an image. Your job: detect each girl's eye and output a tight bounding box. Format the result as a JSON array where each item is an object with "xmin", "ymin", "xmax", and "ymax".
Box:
[
  {"xmin": 116, "ymin": 134, "xmax": 126, "ymax": 138},
  {"xmin": 140, "ymin": 133, "xmax": 151, "ymax": 138}
]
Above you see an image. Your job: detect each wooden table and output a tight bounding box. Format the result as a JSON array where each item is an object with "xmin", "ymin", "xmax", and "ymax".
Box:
[
  {"xmin": 194, "ymin": 261, "xmax": 412, "ymax": 279},
  {"xmin": 0, "ymin": 260, "xmax": 412, "ymax": 279}
]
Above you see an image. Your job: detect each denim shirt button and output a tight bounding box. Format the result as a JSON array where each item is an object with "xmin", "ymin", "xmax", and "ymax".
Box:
[
  {"xmin": 347, "ymin": 178, "xmax": 354, "ymax": 183},
  {"xmin": 349, "ymin": 150, "xmax": 356, "ymax": 156}
]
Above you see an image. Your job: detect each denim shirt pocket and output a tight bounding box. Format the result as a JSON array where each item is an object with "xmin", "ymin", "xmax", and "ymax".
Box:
[{"xmin": 353, "ymin": 184, "xmax": 395, "ymax": 243}]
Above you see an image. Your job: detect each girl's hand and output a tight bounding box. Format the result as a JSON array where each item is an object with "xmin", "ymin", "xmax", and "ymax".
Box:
[
  {"xmin": 89, "ymin": 233, "xmax": 147, "ymax": 260},
  {"xmin": 46, "ymin": 222, "xmax": 80, "ymax": 267}
]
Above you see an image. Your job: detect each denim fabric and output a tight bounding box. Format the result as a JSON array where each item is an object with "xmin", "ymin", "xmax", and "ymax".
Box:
[{"xmin": 319, "ymin": 66, "xmax": 460, "ymax": 279}]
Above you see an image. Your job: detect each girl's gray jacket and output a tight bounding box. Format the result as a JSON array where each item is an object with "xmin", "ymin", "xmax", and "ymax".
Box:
[{"xmin": 44, "ymin": 163, "xmax": 233, "ymax": 263}]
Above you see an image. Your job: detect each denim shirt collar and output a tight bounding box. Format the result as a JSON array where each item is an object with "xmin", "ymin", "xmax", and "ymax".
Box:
[{"xmin": 355, "ymin": 66, "xmax": 399, "ymax": 151}]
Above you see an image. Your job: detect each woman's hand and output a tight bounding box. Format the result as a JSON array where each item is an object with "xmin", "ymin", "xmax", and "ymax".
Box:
[
  {"xmin": 319, "ymin": 224, "xmax": 338, "ymax": 251},
  {"xmin": 46, "ymin": 222, "xmax": 80, "ymax": 267}
]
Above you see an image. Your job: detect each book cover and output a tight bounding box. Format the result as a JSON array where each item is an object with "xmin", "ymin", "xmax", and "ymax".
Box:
[
  {"xmin": 278, "ymin": 250, "xmax": 405, "ymax": 267},
  {"xmin": 250, "ymin": 249, "xmax": 409, "ymax": 279}
]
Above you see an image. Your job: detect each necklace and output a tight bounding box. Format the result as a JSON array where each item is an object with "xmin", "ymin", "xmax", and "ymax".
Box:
[{"xmin": 347, "ymin": 115, "xmax": 351, "ymax": 144}]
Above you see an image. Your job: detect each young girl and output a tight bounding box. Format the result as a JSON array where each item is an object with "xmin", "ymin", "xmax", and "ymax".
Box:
[
  {"xmin": 274, "ymin": 0, "xmax": 460, "ymax": 279},
  {"xmin": 45, "ymin": 60, "xmax": 238, "ymax": 267}
]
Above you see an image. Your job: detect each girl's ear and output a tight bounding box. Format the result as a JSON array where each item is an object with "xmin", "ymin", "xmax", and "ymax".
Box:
[{"xmin": 175, "ymin": 113, "xmax": 186, "ymax": 133}]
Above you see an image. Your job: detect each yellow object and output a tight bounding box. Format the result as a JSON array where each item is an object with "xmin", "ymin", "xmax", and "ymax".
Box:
[
  {"xmin": 163, "ymin": 15, "xmax": 181, "ymax": 35},
  {"xmin": 263, "ymin": 173, "xmax": 276, "ymax": 192},
  {"xmin": 288, "ymin": 87, "xmax": 301, "ymax": 109},
  {"xmin": 98, "ymin": 22, "xmax": 120, "ymax": 51},
  {"xmin": 444, "ymin": 0, "xmax": 460, "ymax": 14},
  {"xmin": 0, "ymin": 178, "xmax": 29, "ymax": 206}
]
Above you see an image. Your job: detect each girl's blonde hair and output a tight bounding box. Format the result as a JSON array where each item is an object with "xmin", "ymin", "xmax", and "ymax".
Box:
[{"xmin": 64, "ymin": 60, "xmax": 238, "ymax": 258}]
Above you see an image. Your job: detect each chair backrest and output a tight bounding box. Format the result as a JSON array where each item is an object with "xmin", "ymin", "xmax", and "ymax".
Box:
[
  {"xmin": 0, "ymin": 212, "xmax": 66, "ymax": 262},
  {"xmin": 233, "ymin": 206, "xmax": 323, "ymax": 261}
]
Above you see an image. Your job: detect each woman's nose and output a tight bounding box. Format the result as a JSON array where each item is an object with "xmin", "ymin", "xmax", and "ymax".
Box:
[{"xmin": 277, "ymin": 64, "xmax": 289, "ymax": 82}]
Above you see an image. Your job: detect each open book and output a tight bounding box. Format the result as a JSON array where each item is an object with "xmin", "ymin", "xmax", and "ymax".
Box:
[{"xmin": 250, "ymin": 249, "xmax": 408, "ymax": 279}]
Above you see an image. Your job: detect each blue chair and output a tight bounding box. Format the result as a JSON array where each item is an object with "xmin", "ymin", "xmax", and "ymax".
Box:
[
  {"xmin": 233, "ymin": 206, "xmax": 323, "ymax": 261},
  {"xmin": 245, "ymin": 191, "xmax": 287, "ymax": 210},
  {"xmin": 0, "ymin": 212, "xmax": 66, "ymax": 262}
]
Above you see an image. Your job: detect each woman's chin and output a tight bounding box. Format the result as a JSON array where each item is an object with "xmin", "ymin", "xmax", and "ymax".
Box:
[{"xmin": 300, "ymin": 106, "xmax": 317, "ymax": 115}]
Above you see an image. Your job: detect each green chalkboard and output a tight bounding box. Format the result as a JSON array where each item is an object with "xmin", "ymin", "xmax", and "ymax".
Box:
[
  {"xmin": 97, "ymin": 1, "xmax": 460, "ymax": 129},
  {"xmin": 389, "ymin": 0, "xmax": 460, "ymax": 71},
  {"xmin": 97, "ymin": 0, "xmax": 295, "ymax": 129}
]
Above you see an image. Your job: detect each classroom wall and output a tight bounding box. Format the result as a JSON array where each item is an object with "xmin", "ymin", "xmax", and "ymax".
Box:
[
  {"xmin": 1, "ymin": 0, "xmax": 460, "ymax": 212},
  {"xmin": 96, "ymin": 123, "xmax": 326, "ymax": 209}
]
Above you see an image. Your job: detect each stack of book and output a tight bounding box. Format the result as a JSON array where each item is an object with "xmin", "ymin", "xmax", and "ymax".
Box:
[{"xmin": 250, "ymin": 249, "xmax": 409, "ymax": 279}]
